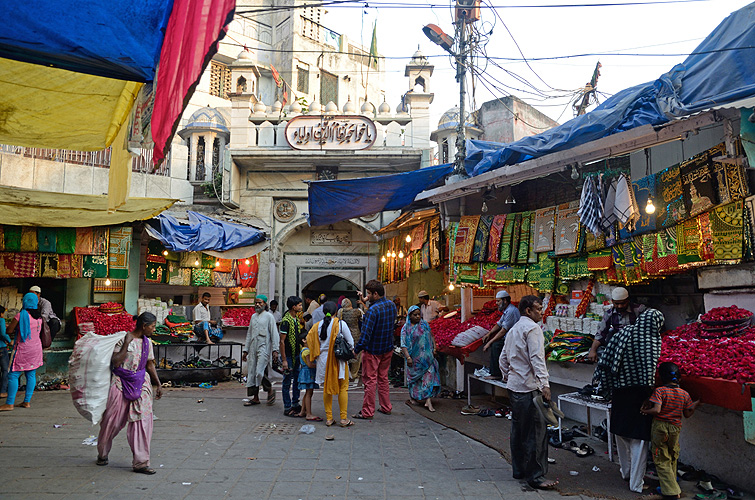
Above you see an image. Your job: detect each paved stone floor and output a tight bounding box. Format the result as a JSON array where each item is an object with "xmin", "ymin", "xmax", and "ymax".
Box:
[{"xmin": 0, "ymin": 383, "xmax": 601, "ymax": 500}]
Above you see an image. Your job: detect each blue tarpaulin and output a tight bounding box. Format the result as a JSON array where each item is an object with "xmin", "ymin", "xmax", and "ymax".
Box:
[
  {"xmin": 0, "ymin": 1, "xmax": 173, "ymax": 81},
  {"xmin": 146, "ymin": 211, "xmax": 266, "ymax": 252},
  {"xmin": 469, "ymin": 2, "xmax": 755, "ymax": 176},
  {"xmin": 307, "ymin": 164, "xmax": 453, "ymax": 226}
]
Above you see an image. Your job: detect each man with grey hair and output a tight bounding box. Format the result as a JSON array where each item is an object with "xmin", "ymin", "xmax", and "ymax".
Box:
[
  {"xmin": 481, "ymin": 290, "xmax": 520, "ymax": 380},
  {"xmin": 587, "ymin": 287, "xmax": 645, "ymax": 362},
  {"xmin": 242, "ymin": 294, "xmax": 280, "ymax": 406}
]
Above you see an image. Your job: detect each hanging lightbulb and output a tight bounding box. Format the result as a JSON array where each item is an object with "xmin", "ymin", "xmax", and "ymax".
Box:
[
  {"xmin": 104, "ymin": 278, "xmax": 111, "ymax": 286},
  {"xmin": 245, "ymin": 259, "xmax": 250, "ymax": 265},
  {"xmin": 405, "ymin": 234, "xmax": 412, "ymax": 243},
  {"xmin": 448, "ymin": 283, "xmax": 455, "ymax": 291},
  {"xmin": 571, "ymin": 164, "xmax": 580, "ymax": 180},
  {"xmin": 398, "ymin": 251, "xmax": 404, "ymax": 259},
  {"xmin": 381, "ymin": 256, "xmax": 386, "ymax": 263},
  {"xmin": 239, "ymin": 289, "xmax": 243, "ymax": 295},
  {"xmin": 194, "ymin": 259, "xmax": 200, "ymax": 266},
  {"xmin": 481, "ymin": 200, "xmax": 488, "ymax": 213},
  {"xmin": 645, "ymin": 197, "xmax": 656, "ymax": 214},
  {"xmin": 162, "ymin": 250, "xmax": 168, "ymax": 256},
  {"xmin": 215, "ymin": 261, "xmax": 220, "ymax": 267}
]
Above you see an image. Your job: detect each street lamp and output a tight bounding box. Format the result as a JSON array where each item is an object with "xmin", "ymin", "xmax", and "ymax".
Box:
[{"xmin": 423, "ymin": 22, "xmax": 470, "ymax": 180}]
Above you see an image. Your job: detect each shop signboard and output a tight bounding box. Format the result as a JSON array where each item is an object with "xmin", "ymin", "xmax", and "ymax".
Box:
[
  {"xmin": 285, "ymin": 115, "xmax": 376, "ymax": 151},
  {"xmin": 310, "ymin": 229, "xmax": 351, "ymax": 246}
]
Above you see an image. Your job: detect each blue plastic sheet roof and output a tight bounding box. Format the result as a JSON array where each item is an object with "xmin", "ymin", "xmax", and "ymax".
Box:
[
  {"xmin": 468, "ymin": 2, "xmax": 755, "ymax": 176},
  {"xmin": 146, "ymin": 211, "xmax": 266, "ymax": 252},
  {"xmin": 0, "ymin": 0, "xmax": 173, "ymax": 81},
  {"xmin": 307, "ymin": 164, "xmax": 453, "ymax": 227}
]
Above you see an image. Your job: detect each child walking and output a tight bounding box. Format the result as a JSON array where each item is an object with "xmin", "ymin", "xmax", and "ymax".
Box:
[
  {"xmin": 641, "ymin": 362, "xmax": 699, "ymax": 500},
  {"xmin": 297, "ymin": 335, "xmax": 322, "ymax": 422}
]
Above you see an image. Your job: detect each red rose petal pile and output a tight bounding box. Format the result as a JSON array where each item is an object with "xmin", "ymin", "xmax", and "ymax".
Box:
[
  {"xmin": 660, "ymin": 321, "xmax": 755, "ymax": 384},
  {"xmin": 222, "ymin": 307, "xmax": 254, "ymax": 326},
  {"xmin": 75, "ymin": 307, "xmax": 136, "ymax": 336},
  {"xmin": 700, "ymin": 305, "xmax": 753, "ymax": 322},
  {"xmin": 432, "ymin": 300, "xmax": 503, "ymax": 348}
]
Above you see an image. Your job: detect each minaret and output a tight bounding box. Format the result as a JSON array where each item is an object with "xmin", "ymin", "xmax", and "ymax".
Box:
[{"xmin": 403, "ymin": 47, "xmax": 434, "ymax": 153}]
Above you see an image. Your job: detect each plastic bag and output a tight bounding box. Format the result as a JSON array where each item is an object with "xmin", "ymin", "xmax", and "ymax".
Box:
[
  {"xmin": 69, "ymin": 331, "xmax": 127, "ymax": 425},
  {"xmin": 299, "ymin": 424, "xmax": 315, "ymax": 434}
]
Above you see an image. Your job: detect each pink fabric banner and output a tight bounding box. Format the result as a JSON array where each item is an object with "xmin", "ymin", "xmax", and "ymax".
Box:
[{"xmin": 151, "ymin": 0, "xmax": 236, "ymax": 166}]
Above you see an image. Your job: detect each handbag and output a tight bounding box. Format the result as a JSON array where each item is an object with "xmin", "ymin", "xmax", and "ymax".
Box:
[
  {"xmin": 333, "ymin": 323, "xmax": 354, "ymax": 361},
  {"xmin": 40, "ymin": 320, "xmax": 52, "ymax": 349}
]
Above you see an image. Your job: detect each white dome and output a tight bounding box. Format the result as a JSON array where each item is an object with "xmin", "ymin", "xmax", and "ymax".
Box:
[
  {"xmin": 272, "ymin": 100, "xmax": 282, "ymax": 113},
  {"xmin": 437, "ymin": 106, "xmax": 474, "ymax": 130},
  {"xmin": 308, "ymin": 98, "xmax": 322, "ymax": 114},
  {"xmin": 253, "ymin": 101, "xmax": 266, "ymax": 113},
  {"xmin": 290, "ymin": 100, "xmax": 302, "ymax": 113},
  {"xmin": 324, "ymin": 101, "xmax": 338, "ymax": 113},
  {"xmin": 396, "ymin": 101, "xmax": 409, "ymax": 114},
  {"xmin": 410, "ymin": 48, "xmax": 427, "ymax": 64},
  {"xmin": 343, "ymin": 98, "xmax": 356, "ymax": 113},
  {"xmin": 236, "ymin": 49, "xmax": 254, "ymax": 62},
  {"xmin": 378, "ymin": 101, "xmax": 391, "ymax": 114},
  {"xmin": 361, "ymin": 101, "xmax": 375, "ymax": 114}
]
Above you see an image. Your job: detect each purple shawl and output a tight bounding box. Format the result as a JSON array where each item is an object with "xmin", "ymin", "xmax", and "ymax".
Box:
[{"xmin": 112, "ymin": 336, "xmax": 150, "ymax": 401}]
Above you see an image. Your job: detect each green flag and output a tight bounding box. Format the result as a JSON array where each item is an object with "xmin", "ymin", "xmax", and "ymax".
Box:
[{"xmin": 368, "ymin": 21, "xmax": 378, "ymax": 69}]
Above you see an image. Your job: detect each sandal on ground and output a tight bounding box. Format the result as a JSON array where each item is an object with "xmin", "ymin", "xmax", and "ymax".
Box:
[
  {"xmin": 566, "ymin": 441, "xmax": 588, "ymax": 457},
  {"xmin": 377, "ymin": 408, "xmax": 391, "ymax": 415},
  {"xmin": 244, "ymin": 400, "xmax": 260, "ymax": 406},
  {"xmin": 133, "ymin": 467, "xmax": 156, "ymax": 475},
  {"xmin": 306, "ymin": 416, "xmax": 323, "ymax": 422},
  {"xmin": 325, "ymin": 419, "xmax": 335, "ymax": 427},
  {"xmin": 266, "ymin": 392, "xmax": 276, "ymax": 406},
  {"xmin": 528, "ymin": 479, "xmax": 558, "ymax": 490},
  {"xmin": 339, "ymin": 419, "xmax": 355, "ymax": 427},
  {"xmin": 579, "ymin": 443, "xmax": 595, "ymax": 456},
  {"xmin": 96, "ymin": 457, "xmax": 108, "ymax": 466},
  {"xmin": 352, "ymin": 412, "xmax": 373, "ymax": 420}
]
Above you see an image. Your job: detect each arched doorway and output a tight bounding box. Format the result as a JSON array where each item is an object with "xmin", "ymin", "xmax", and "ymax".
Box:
[{"xmin": 300, "ymin": 273, "xmax": 360, "ymax": 306}]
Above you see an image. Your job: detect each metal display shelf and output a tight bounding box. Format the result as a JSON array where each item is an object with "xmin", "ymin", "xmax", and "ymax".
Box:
[
  {"xmin": 155, "ymin": 341, "xmax": 243, "ymax": 383},
  {"xmin": 557, "ymin": 391, "xmax": 613, "ymax": 462}
]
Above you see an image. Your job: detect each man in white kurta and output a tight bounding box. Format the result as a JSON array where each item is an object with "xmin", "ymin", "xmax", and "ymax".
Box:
[{"xmin": 242, "ymin": 295, "xmax": 280, "ymax": 405}]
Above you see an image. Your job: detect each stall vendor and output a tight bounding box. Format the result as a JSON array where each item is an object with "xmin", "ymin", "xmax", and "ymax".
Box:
[
  {"xmin": 417, "ymin": 291, "xmax": 446, "ymax": 323},
  {"xmin": 587, "ymin": 287, "xmax": 645, "ymax": 362},
  {"xmin": 29, "ymin": 286, "xmax": 61, "ymax": 340},
  {"xmin": 481, "ymin": 290, "xmax": 520, "ymax": 380},
  {"xmin": 192, "ymin": 292, "xmax": 221, "ymax": 344}
]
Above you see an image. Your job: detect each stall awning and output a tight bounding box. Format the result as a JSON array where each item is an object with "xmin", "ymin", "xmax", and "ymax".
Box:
[
  {"xmin": 145, "ymin": 211, "xmax": 268, "ymax": 254},
  {"xmin": 374, "ymin": 208, "xmax": 439, "ymax": 235},
  {"xmin": 467, "ymin": 1, "xmax": 755, "ymax": 176},
  {"xmin": 0, "ymin": 186, "xmax": 177, "ymax": 227},
  {"xmin": 306, "ymin": 164, "xmax": 452, "ymax": 227}
]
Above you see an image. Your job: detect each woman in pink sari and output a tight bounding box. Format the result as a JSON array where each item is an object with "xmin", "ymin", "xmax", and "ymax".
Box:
[{"xmin": 97, "ymin": 312, "xmax": 162, "ymax": 474}]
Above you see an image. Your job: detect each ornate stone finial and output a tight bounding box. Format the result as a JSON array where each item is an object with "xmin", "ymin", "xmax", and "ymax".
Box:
[
  {"xmin": 324, "ymin": 101, "xmax": 338, "ymax": 114},
  {"xmin": 343, "ymin": 96, "xmax": 356, "ymax": 113}
]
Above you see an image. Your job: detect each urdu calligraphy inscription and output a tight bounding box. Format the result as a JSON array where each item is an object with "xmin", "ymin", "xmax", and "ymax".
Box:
[
  {"xmin": 285, "ymin": 115, "xmax": 377, "ymax": 151},
  {"xmin": 310, "ymin": 230, "xmax": 352, "ymax": 246}
]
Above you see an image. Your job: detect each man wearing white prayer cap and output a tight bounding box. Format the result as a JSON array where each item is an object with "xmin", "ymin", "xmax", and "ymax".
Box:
[
  {"xmin": 480, "ymin": 289, "xmax": 520, "ymax": 380},
  {"xmin": 417, "ymin": 291, "xmax": 445, "ymax": 323},
  {"xmin": 587, "ymin": 287, "xmax": 645, "ymax": 362}
]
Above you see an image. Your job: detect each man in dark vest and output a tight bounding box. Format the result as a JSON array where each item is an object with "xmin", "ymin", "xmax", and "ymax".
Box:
[{"xmin": 587, "ymin": 287, "xmax": 645, "ymax": 362}]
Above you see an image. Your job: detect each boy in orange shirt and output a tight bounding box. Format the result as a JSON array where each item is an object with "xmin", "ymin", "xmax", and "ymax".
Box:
[{"xmin": 641, "ymin": 362, "xmax": 699, "ymax": 499}]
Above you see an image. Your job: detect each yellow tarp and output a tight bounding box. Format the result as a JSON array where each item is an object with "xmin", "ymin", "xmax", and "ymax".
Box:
[
  {"xmin": 0, "ymin": 58, "xmax": 141, "ymax": 150},
  {"xmin": 0, "ymin": 186, "xmax": 177, "ymax": 227}
]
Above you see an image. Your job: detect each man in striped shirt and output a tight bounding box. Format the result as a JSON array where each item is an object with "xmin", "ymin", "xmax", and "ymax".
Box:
[{"xmin": 353, "ymin": 280, "xmax": 397, "ymax": 419}]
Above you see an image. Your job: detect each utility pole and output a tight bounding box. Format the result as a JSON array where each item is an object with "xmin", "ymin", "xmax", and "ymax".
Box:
[
  {"xmin": 574, "ymin": 61, "xmax": 602, "ymax": 116},
  {"xmin": 453, "ymin": 20, "xmax": 468, "ymax": 179}
]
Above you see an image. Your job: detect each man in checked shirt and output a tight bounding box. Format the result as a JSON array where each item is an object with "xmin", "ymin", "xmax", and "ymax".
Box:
[{"xmin": 352, "ymin": 280, "xmax": 397, "ymax": 419}]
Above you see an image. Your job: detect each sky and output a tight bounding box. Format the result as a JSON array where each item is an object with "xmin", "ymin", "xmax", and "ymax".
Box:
[{"xmin": 322, "ymin": 0, "xmax": 753, "ymax": 128}]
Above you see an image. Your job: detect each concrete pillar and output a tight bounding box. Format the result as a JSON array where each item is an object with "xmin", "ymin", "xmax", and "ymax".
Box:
[
  {"xmin": 269, "ymin": 259, "xmax": 276, "ymax": 304},
  {"xmin": 461, "ymin": 287, "xmax": 473, "ymax": 322},
  {"xmin": 203, "ymin": 133, "xmax": 214, "ymax": 181},
  {"xmin": 190, "ymin": 135, "xmax": 199, "ymax": 181},
  {"xmin": 229, "ymin": 95, "xmax": 253, "ymax": 148}
]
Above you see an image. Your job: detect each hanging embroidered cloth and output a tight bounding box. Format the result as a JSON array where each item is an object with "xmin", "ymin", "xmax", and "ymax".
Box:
[
  {"xmin": 83, "ymin": 255, "xmax": 108, "ymax": 278},
  {"xmin": 0, "ymin": 253, "xmax": 15, "ymax": 278},
  {"xmin": 472, "ymin": 215, "xmax": 493, "ymax": 262},
  {"xmin": 698, "ymin": 212, "xmax": 715, "ymax": 261},
  {"xmin": 654, "ymin": 229, "xmax": 679, "ymax": 275},
  {"xmin": 498, "ymin": 214, "xmax": 516, "ymax": 263},
  {"xmin": 235, "ymin": 255, "xmax": 259, "ymax": 288},
  {"xmin": 587, "ymin": 249, "xmax": 613, "ymax": 271},
  {"xmin": 211, "ymin": 270, "xmax": 235, "ymax": 287},
  {"xmin": 20, "ymin": 227, "xmax": 38, "ymax": 252},
  {"xmin": 516, "ymin": 212, "xmax": 532, "ymax": 264},
  {"xmin": 453, "ymin": 216, "xmax": 480, "ymax": 263},
  {"xmin": 676, "ymin": 218, "xmax": 703, "ymax": 267},
  {"xmin": 601, "ymin": 178, "xmax": 619, "ymax": 232},
  {"xmin": 92, "ymin": 227, "xmax": 109, "ymax": 255},
  {"xmin": 585, "ymin": 230, "xmax": 606, "ymax": 252},
  {"xmin": 37, "ymin": 228, "xmax": 57, "ymax": 253},
  {"xmin": 38, "ymin": 253, "xmax": 59, "ymax": 278},
  {"xmin": 509, "ymin": 213, "xmax": 523, "ymax": 263},
  {"xmin": 533, "ymin": 207, "xmax": 555, "ymax": 253},
  {"xmin": 201, "ymin": 253, "xmax": 215, "ymax": 269},
  {"xmin": 537, "ymin": 254, "xmax": 556, "ymax": 291},
  {"xmin": 454, "ymin": 263, "xmax": 481, "ymax": 285},
  {"xmin": 421, "ymin": 242, "xmax": 431, "ymax": 269},
  {"xmin": 486, "ymin": 214, "xmax": 506, "ymax": 262},
  {"xmin": 555, "ymin": 205, "xmax": 580, "ymax": 255},
  {"xmin": 179, "ymin": 251, "xmax": 201, "ymax": 268},
  {"xmin": 58, "ymin": 254, "xmax": 83, "ymax": 278},
  {"xmin": 3, "ymin": 226, "xmax": 21, "ymax": 252},
  {"xmin": 528, "ymin": 213, "xmax": 538, "ymax": 264},
  {"xmin": 482, "ymin": 263, "xmax": 498, "ymax": 284},
  {"xmin": 430, "ymin": 218, "xmax": 441, "ymax": 268},
  {"xmin": 74, "ymin": 227, "xmax": 94, "ymax": 255},
  {"xmin": 0, "ymin": 227, "xmax": 4, "ymax": 251},
  {"xmin": 614, "ymin": 174, "xmax": 639, "ymax": 230},
  {"xmin": 145, "ymin": 261, "xmax": 168, "ymax": 283},
  {"xmin": 167, "ymin": 262, "xmax": 190, "ymax": 285},
  {"xmin": 710, "ymin": 200, "xmax": 744, "ymax": 262},
  {"xmin": 14, "ymin": 252, "xmax": 38, "ymax": 277},
  {"xmin": 745, "ymin": 196, "xmax": 755, "ymax": 255},
  {"xmin": 632, "ymin": 174, "xmax": 657, "ymax": 235},
  {"xmin": 713, "ymin": 162, "xmax": 749, "ymax": 204},
  {"xmin": 655, "ymin": 165, "xmax": 687, "ymax": 227},
  {"xmin": 447, "ymin": 222, "xmax": 458, "ymax": 276},
  {"xmin": 410, "ymin": 223, "xmax": 426, "ymax": 252},
  {"xmin": 212, "ymin": 258, "xmax": 232, "ymax": 273},
  {"xmin": 681, "ymin": 153, "xmax": 717, "ymax": 217},
  {"xmin": 108, "ymin": 226, "xmax": 132, "ymax": 280},
  {"xmin": 191, "ymin": 268, "xmax": 212, "ymax": 287},
  {"xmin": 55, "ymin": 228, "xmax": 76, "ymax": 254}
]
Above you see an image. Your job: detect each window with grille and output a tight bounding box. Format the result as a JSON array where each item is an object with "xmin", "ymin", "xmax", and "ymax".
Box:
[
  {"xmin": 320, "ymin": 71, "xmax": 338, "ymax": 107},
  {"xmin": 297, "ymin": 66, "xmax": 309, "ymax": 94},
  {"xmin": 196, "ymin": 137, "xmax": 206, "ymax": 181},
  {"xmin": 210, "ymin": 62, "xmax": 232, "ymax": 99},
  {"xmin": 441, "ymin": 139, "xmax": 449, "ymax": 164}
]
